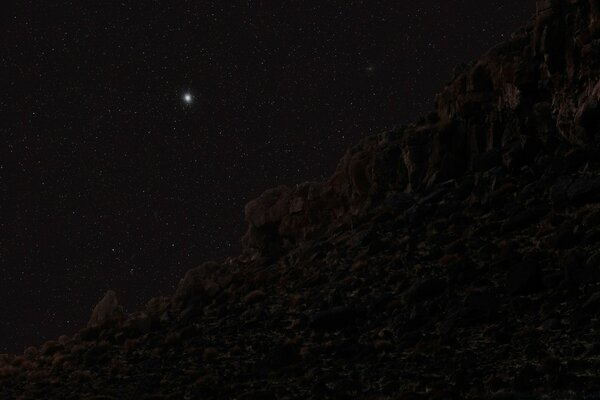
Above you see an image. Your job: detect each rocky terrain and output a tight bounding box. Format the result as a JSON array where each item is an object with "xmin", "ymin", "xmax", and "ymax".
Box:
[{"xmin": 4, "ymin": 1, "xmax": 600, "ymax": 398}]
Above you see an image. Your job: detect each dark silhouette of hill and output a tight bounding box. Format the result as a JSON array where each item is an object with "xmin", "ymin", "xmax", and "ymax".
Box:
[{"xmin": 3, "ymin": 1, "xmax": 600, "ymax": 398}]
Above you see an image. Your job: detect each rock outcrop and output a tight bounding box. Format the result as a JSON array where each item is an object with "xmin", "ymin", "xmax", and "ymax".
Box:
[
  {"xmin": 3, "ymin": 1, "xmax": 600, "ymax": 399},
  {"xmin": 87, "ymin": 290, "xmax": 122, "ymax": 328},
  {"xmin": 240, "ymin": 0, "xmax": 600, "ymax": 260}
]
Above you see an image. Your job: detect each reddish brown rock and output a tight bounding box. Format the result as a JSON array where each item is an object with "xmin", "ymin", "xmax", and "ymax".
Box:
[
  {"xmin": 88, "ymin": 290, "xmax": 122, "ymax": 328},
  {"xmin": 242, "ymin": 289, "xmax": 266, "ymax": 304}
]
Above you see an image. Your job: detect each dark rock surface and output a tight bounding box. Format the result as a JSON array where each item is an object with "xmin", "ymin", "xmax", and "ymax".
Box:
[{"xmin": 4, "ymin": 1, "xmax": 600, "ymax": 398}]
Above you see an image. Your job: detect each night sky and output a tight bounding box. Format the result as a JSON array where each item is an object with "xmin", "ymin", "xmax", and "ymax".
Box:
[{"xmin": 2, "ymin": 1, "xmax": 534, "ymax": 354}]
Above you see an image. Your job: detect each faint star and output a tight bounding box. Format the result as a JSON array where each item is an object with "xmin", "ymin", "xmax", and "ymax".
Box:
[{"xmin": 366, "ymin": 64, "xmax": 376, "ymax": 77}]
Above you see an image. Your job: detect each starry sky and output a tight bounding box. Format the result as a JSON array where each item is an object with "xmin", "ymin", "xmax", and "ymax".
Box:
[{"xmin": 2, "ymin": 1, "xmax": 534, "ymax": 354}]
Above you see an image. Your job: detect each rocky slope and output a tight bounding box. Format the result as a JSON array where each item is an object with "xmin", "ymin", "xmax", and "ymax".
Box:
[{"xmin": 4, "ymin": 1, "xmax": 600, "ymax": 398}]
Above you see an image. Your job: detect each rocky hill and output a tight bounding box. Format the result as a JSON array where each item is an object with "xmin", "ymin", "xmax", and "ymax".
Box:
[{"xmin": 4, "ymin": 1, "xmax": 600, "ymax": 398}]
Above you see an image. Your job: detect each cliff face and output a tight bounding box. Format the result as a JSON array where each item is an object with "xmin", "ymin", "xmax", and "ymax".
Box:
[
  {"xmin": 4, "ymin": 1, "xmax": 600, "ymax": 399},
  {"xmin": 241, "ymin": 0, "xmax": 600, "ymax": 260}
]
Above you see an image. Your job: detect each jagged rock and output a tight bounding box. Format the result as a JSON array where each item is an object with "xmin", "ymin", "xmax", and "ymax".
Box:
[
  {"xmin": 88, "ymin": 290, "xmax": 122, "ymax": 327},
  {"xmin": 77, "ymin": 326, "xmax": 101, "ymax": 342},
  {"xmin": 567, "ymin": 176, "xmax": 600, "ymax": 202},
  {"xmin": 405, "ymin": 278, "xmax": 447, "ymax": 303},
  {"xmin": 501, "ymin": 208, "xmax": 547, "ymax": 234},
  {"xmin": 310, "ymin": 306, "xmax": 356, "ymax": 331},
  {"xmin": 242, "ymin": 289, "xmax": 266, "ymax": 304},
  {"xmin": 23, "ymin": 346, "xmax": 37, "ymax": 360},
  {"xmin": 238, "ymin": 390, "xmax": 277, "ymax": 400},
  {"xmin": 40, "ymin": 340, "xmax": 62, "ymax": 357},
  {"xmin": 121, "ymin": 312, "xmax": 151, "ymax": 338},
  {"xmin": 173, "ymin": 261, "xmax": 220, "ymax": 305},
  {"xmin": 506, "ymin": 260, "xmax": 544, "ymax": 296},
  {"xmin": 473, "ymin": 149, "xmax": 502, "ymax": 172}
]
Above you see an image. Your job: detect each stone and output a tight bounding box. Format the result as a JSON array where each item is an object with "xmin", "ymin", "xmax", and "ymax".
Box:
[
  {"xmin": 463, "ymin": 289, "xmax": 499, "ymax": 321},
  {"xmin": 513, "ymin": 364, "xmax": 541, "ymax": 391},
  {"xmin": 82, "ymin": 341, "xmax": 110, "ymax": 366},
  {"xmin": 501, "ymin": 208, "xmax": 546, "ymax": 234},
  {"xmin": 506, "ymin": 261, "xmax": 543, "ymax": 296},
  {"xmin": 23, "ymin": 346, "xmax": 38, "ymax": 359},
  {"xmin": 550, "ymin": 176, "xmax": 573, "ymax": 208},
  {"xmin": 406, "ymin": 278, "xmax": 447, "ymax": 302},
  {"xmin": 79, "ymin": 325, "xmax": 101, "ymax": 341},
  {"xmin": 568, "ymin": 176, "xmax": 600, "ymax": 203},
  {"xmin": 174, "ymin": 262, "xmax": 221, "ymax": 305},
  {"xmin": 203, "ymin": 280, "xmax": 220, "ymax": 298},
  {"xmin": 583, "ymin": 291, "xmax": 600, "ymax": 314},
  {"xmin": 473, "ymin": 149, "xmax": 502, "ymax": 172},
  {"xmin": 310, "ymin": 306, "xmax": 356, "ymax": 331},
  {"xmin": 243, "ymin": 289, "xmax": 266, "ymax": 304},
  {"xmin": 88, "ymin": 290, "xmax": 121, "ymax": 328},
  {"xmin": 374, "ymin": 340, "xmax": 394, "ymax": 352},
  {"xmin": 264, "ymin": 341, "xmax": 300, "ymax": 368},
  {"xmin": 122, "ymin": 313, "xmax": 151, "ymax": 337},
  {"xmin": 40, "ymin": 341, "xmax": 62, "ymax": 357},
  {"xmin": 238, "ymin": 391, "xmax": 277, "ymax": 400},
  {"xmin": 203, "ymin": 347, "xmax": 218, "ymax": 362}
]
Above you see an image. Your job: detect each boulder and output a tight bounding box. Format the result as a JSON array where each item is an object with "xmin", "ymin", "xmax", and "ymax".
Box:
[{"xmin": 88, "ymin": 290, "xmax": 122, "ymax": 328}]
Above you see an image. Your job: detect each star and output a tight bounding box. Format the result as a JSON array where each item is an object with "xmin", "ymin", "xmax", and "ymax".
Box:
[
  {"xmin": 183, "ymin": 92, "xmax": 193, "ymax": 104},
  {"xmin": 366, "ymin": 64, "xmax": 376, "ymax": 75}
]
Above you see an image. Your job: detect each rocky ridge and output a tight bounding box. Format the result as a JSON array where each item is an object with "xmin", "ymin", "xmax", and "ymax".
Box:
[{"xmin": 4, "ymin": 1, "xmax": 600, "ymax": 398}]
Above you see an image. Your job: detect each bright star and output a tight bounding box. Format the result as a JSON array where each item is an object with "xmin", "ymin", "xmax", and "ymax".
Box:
[{"xmin": 183, "ymin": 92, "xmax": 193, "ymax": 104}]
